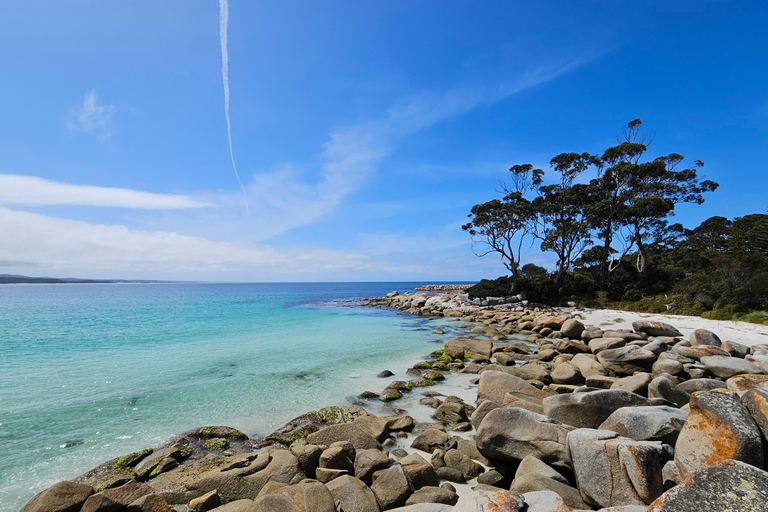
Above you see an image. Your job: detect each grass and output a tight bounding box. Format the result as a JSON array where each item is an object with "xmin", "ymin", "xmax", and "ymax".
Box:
[
  {"xmin": 114, "ymin": 448, "xmax": 153, "ymax": 469},
  {"xmin": 702, "ymin": 308, "xmax": 768, "ymax": 325}
]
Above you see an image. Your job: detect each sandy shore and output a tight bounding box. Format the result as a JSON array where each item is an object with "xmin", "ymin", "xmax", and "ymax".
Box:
[{"xmin": 566, "ymin": 307, "xmax": 768, "ymax": 348}]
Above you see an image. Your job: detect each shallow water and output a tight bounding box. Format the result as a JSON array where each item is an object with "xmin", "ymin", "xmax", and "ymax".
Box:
[{"xmin": 0, "ymin": 282, "xmax": 469, "ymax": 511}]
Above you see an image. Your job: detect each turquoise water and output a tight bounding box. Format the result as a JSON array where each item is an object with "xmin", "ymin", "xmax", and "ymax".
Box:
[{"xmin": 0, "ymin": 282, "xmax": 465, "ymax": 511}]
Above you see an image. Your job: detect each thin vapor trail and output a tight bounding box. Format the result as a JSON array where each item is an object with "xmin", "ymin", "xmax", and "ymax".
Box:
[{"xmin": 219, "ymin": 0, "xmax": 249, "ymax": 214}]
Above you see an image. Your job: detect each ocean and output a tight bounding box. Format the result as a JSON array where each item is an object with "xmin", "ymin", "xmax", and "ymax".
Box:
[{"xmin": 0, "ymin": 282, "xmax": 469, "ymax": 512}]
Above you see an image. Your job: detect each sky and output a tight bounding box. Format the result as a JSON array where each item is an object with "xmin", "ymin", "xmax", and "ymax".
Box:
[{"xmin": 0, "ymin": 0, "xmax": 766, "ymax": 282}]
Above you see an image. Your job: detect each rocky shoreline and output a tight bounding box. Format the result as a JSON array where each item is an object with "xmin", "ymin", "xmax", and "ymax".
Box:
[{"xmin": 20, "ymin": 290, "xmax": 768, "ymax": 512}]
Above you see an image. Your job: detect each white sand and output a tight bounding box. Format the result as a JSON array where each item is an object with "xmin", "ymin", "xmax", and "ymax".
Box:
[{"xmin": 562, "ymin": 307, "xmax": 768, "ymax": 348}]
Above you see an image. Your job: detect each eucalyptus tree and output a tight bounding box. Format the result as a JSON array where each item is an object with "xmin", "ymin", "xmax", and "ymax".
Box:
[{"xmin": 462, "ymin": 164, "xmax": 542, "ymax": 293}]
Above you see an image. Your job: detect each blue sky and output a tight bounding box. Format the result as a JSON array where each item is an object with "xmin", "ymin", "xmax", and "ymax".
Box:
[{"xmin": 0, "ymin": 1, "xmax": 766, "ymax": 281}]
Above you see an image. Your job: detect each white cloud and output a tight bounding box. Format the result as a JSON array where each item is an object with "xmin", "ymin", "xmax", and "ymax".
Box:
[
  {"xmin": 66, "ymin": 91, "xmax": 115, "ymax": 140},
  {"xmin": 0, "ymin": 174, "xmax": 211, "ymax": 209},
  {"xmin": 240, "ymin": 58, "xmax": 585, "ymax": 239},
  {"xmin": 0, "ymin": 206, "xmax": 420, "ymax": 275}
]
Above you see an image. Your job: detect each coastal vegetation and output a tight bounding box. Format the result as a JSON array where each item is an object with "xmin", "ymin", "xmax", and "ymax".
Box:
[{"xmin": 465, "ymin": 120, "xmax": 768, "ymax": 322}]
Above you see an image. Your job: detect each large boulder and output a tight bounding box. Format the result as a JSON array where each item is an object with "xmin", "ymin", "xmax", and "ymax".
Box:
[
  {"xmin": 742, "ymin": 388, "xmax": 768, "ymax": 439},
  {"xmin": 477, "ymin": 371, "xmax": 551, "ymax": 405},
  {"xmin": 187, "ymin": 449, "xmax": 306, "ymax": 501},
  {"xmin": 560, "ymin": 319, "xmax": 585, "ymax": 339},
  {"xmin": 674, "ymin": 345, "xmax": 731, "ymax": 360},
  {"xmin": 21, "ymin": 481, "xmax": 94, "ymax": 512},
  {"xmin": 452, "ymin": 489, "xmax": 525, "ymax": 511},
  {"xmin": 269, "ymin": 481, "xmax": 336, "ymax": 512},
  {"xmin": 444, "ymin": 337, "xmax": 492, "ymax": 360},
  {"xmin": 325, "ymin": 474, "xmax": 381, "ymax": 512},
  {"xmin": 570, "ymin": 354, "xmax": 611, "ymax": 378},
  {"xmin": 726, "ymin": 374, "xmax": 768, "ymax": 397},
  {"xmin": 589, "ymin": 337, "xmax": 627, "ymax": 354},
  {"xmin": 542, "ymin": 389, "xmax": 651, "ymax": 429},
  {"xmin": 647, "ymin": 460, "xmax": 768, "ymax": 511},
  {"xmin": 410, "ymin": 429, "xmax": 457, "ymax": 454},
  {"xmin": 404, "ymin": 487, "xmax": 459, "ymax": 507},
  {"xmin": 647, "ymin": 376, "xmax": 691, "ymax": 408},
  {"xmin": 632, "ymin": 321, "xmax": 681, "ymax": 337},
  {"xmin": 81, "ymin": 482, "xmax": 154, "ymax": 512},
  {"xmin": 554, "ymin": 339, "xmax": 591, "ymax": 354},
  {"xmin": 599, "ymin": 406, "xmax": 689, "ymax": 445},
  {"xmin": 611, "ymin": 373, "xmax": 653, "ymax": 395},
  {"xmin": 674, "ymin": 390, "xmax": 764, "ymax": 479},
  {"xmin": 476, "ymin": 407, "xmax": 573, "ymax": 468},
  {"xmin": 689, "ymin": 329, "xmax": 722, "ymax": 347},
  {"xmin": 371, "ymin": 465, "xmax": 414, "ymax": 510},
  {"xmin": 306, "ymin": 423, "xmax": 381, "ymax": 451},
  {"xmin": 510, "ymin": 457, "xmax": 587, "ymax": 510},
  {"xmin": 354, "ymin": 449, "xmax": 390, "ymax": 484},
  {"xmin": 442, "ymin": 449, "xmax": 484, "ymax": 480},
  {"xmin": 567, "ymin": 429, "xmax": 664, "ymax": 508},
  {"xmin": 700, "ymin": 356, "xmax": 763, "ymax": 379},
  {"xmin": 597, "ymin": 346, "xmax": 657, "ymax": 376}
]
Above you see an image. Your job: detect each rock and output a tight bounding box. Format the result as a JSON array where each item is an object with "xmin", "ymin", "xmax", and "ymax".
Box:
[
  {"xmin": 520, "ymin": 491, "xmax": 572, "ymax": 512},
  {"xmin": 647, "ymin": 376, "xmax": 690, "ymax": 408},
  {"xmin": 411, "ymin": 429, "xmax": 457, "ymax": 454},
  {"xmin": 567, "ymin": 429, "xmax": 664, "ymax": 508},
  {"xmin": 187, "ymin": 448, "xmax": 306, "ymax": 501},
  {"xmin": 456, "ymin": 438, "xmax": 490, "ymax": 466},
  {"xmin": 325, "ymin": 474, "xmax": 381, "ymax": 512},
  {"xmin": 700, "ymin": 355, "xmax": 763, "ymax": 379},
  {"xmin": 543, "ymin": 389, "xmax": 651, "ymax": 429},
  {"xmin": 510, "ymin": 473, "xmax": 588, "ymax": 510},
  {"xmin": 589, "ymin": 337, "xmax": 627, "ymax": 354},
  {"xmin": 476, "ymin": 470, "xmax": 505, "ymax": 487},
  {"xmin": 314, "ymin": 467, "xmax": 347, "ymax": 483},
  {"xmin": 189, "ymin": 490, "xmax": 220, "ymax": 512},
  {"xmin": 586, "ymin": 375, "xmax": 618, "ymax": 389},
  {"xmin": 371, "ymin": 465, "xmax": 414, "ymax": 510},
  {"xmin": 290, "ymin": 445, "xmax": 322, "ymax": 480},
  {"xmin": 674, "ymin": 390, "xmax": 764, "ymax": 478},
  {"xmin": 273, "ymin": 481, "xmax": 336, "ymax": 512},
  {"xmin": 674, "ymin": 345, "xmax": 730, "ymax": 360},
  {"xmin": 742, "ymin": 388, "xmax": 768, "ymax": 439},
  {"xmin": 726, "ymin": 374, "xmax": 768, "ymax": 397},
  {"xmin": 452, "ymin": 489, "xmax": 525, "ymax": 511},
  {"xmin": 401, "ymin": 464, "xmax": 440, "ymax": 490},
  {"xmin": 597, "ymin": 346, "xmax": 657, "ymax": 376},
  {"xmin": 445, "ymin": 337, "xmax": 492, "ymax": 360},
  {"xmin": 443, "ymin": 449, "xmax": 484, "ymax": 480},
  {"xmin": 435, "ymin": 467, "xmax": 463, "ymax": 483},
  {"xmin": 554, "ymin": 339, "xmax": 591, "ymax": 354},
  {"xmin": 319, "ymin": 446, "xmax": 354, "ymax": 473},
  {"xmin": 354, "ymin": 449, "xmax": 390, "ymax": 484},
  {"xmin": 652, "ymin": 359, "xmax": 684, "ymax": 376},
  {"xmin": 647, "ymin": 460, "xmax": 768, "ymax": 511},
  {"xmin": 689, "ymin": 329, "xmax": 721, "ymax": 347},
  {"xmin": 494, "ymin": 353, "xmax": 518, "ymax": 366},
  {"xmin": 538, "ymin": 316, "xmax": 566, "ymax": 329},
  {"xmin": 676, "ymin": 378, "xmax": 725, "ymax": 394},
  {"xmin": 249, "ymin": 494, "xmax": 302, "ymax": 512},
  {"xmin": 379, "ymin": 371, "xmax": 395, "ymax": 378},
  {"xmin": 611, "ymin": 373, "xmax": 652, "ymax": 395},
  {"xmin": 560, "ymin": 319, "xmax": 586, "ymax": 339},
  {"xmin": 570, "ymin": 354, "xmax": 611, "ymax": 378},
  {"xmin": 470, "ymin": 400, "xmax": 501, "ymax": 430},
  {"xmin": 477, "ymin": 371, "xmax": 550, "ymax": 405},
  {"xmin": 722, "ymin": 340, "xmax": 751, "ymax": 358},
  {"xmin": 537, "ymin": 349, "xmax": 559, "ymax": 362},
  {"xmin": 387, "ymin": 416, "xmax": 415, "ymax": 432},
  {"xmin": 515, "ymin": 364, "xmax": 552, "ymax": 384},
  {"xmin": 81, "ymin": 481, "xmax": 154, "ymax": 512},
  {"xmin": 503, "ymin": 391, "xmax": 545, "ymax": 415},
  {"xmin": 551, "ymin": 364, "xmax": 584, "ymax": 385},
  {"xmin": 404, "ymin": 487, "xmax": 459, "ymax": 506},
  {"xmin": 306, "ymin": 423, "xmax": 381, "ymax": 451},
  {"xmin": 21, "ymin": 481, "xmax": 94, "ymax": 512},
  {"xmin": 476, "ymin": 407, "xmax": 573, "ymax": 468},
  {"xmin": 631, "ymin": 321, "xmax": 681, "ymax": 337},
  {"xmin": 599, "ymin": 406, "xmax": 689, "ymax": 445},
  {"xmin": 434, "ymin": 401, "xmax": 470, "ymax": 424},
  {"xmin": 125, "ymin": 495, "xmax": 169, "ymax": 512},
  {"xmin": 387, "ymin": 505, "xmax": 452, "ymax": 512}
]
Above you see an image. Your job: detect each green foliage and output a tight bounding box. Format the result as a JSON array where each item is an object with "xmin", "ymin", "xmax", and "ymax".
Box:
[
  {"xmin": 265, "ymin": 435, "xmax": 293, "ymax": 447},
  {"xmin": 466, "ymin": 276, "xmax": 513, "ymax": 299},
  {"xmin": 179, "ymin": 448, "xmax": 192, "ymax": 458},
  {"xmin": 413, "ymin": 362, "xmax": 432, "ymax": 369},
  {"xmin": 197, "ymin": 427, "xmax": 216, "ymax": 439},
  {"xmin": 203, "ymin": 440, "xmax": 230, "ymax": 450},
  {"xmin": 115, "ymin": 448, "xmax": 153, "ymax": 469}
]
